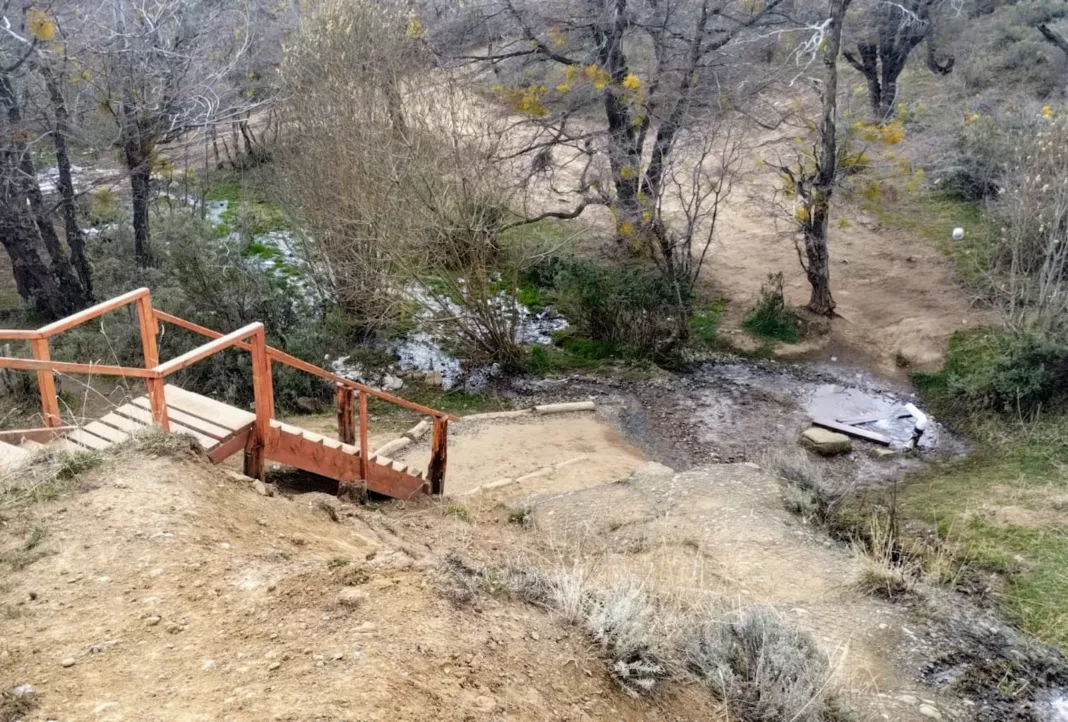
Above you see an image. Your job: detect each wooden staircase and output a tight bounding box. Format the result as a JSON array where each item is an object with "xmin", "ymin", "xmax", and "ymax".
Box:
[{"xmin": 0, "ymin": 289, "xmax": 453, "ymax": 500}]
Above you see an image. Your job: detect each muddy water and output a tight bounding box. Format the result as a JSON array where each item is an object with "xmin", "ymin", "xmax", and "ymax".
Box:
[{"xmin": 540, "ymin": 357, "xmax": 969, "ymax": 487}]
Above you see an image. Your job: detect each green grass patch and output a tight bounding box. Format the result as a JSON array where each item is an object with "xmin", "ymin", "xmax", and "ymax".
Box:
[
  {"xmin": 861, "ymin": 191, "xmax": 990, "ymax": 283},
  {"xmin": 742, "ymin": 274, "xmax": 800, "ymax": 344},
  {"xmin": 690, "ymin": 299, "xmax": 728, "ymax": 350},
  {"xmin": 443, "ymin": 504, "xmax": 471, "ymax": 521},
  {"xmin": 892, "ymin": 417, "xmax": 1068, "ymax": 647}
]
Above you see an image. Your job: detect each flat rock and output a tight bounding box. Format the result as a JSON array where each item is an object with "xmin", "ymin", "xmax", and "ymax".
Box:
[
  {"xmin": 801, "ymin": 427, "xmax": 852, "ymax": 455},
  {"xmin": 337, "ymin": 587, "xmax": 369, "ymax": 609},
  {"xmin": 918, "ymin": 704, "xmax": 942, "ymax": 720}
]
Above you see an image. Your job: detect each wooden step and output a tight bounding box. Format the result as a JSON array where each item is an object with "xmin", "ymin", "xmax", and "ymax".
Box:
[
  {"xmin": 131, "ymin": 397, "xmax": 232, "ymax": 439},
  {"xmin": 113, "ymin": 404, "xmax": 218, "ymax": 450},
  {"xmin": 162, "ymin": 385, "xmax": 255, "ymax": 431},
  {"xmin": 83, "ymin": 421, "xmax": 130, "ymax": 445},
  {"xmin": 65, "ymin": 428, "xmax": 112, "ymax": 451}
]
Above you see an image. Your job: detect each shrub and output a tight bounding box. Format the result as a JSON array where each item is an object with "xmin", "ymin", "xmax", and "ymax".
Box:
[
  {"xmin": 685, "ymin": 609, "xmax": 841, "ymax": 722},
  {"xmin": 766, "ymin": 450, "xmax": 853, "ymax": 527},
  {"xmin": 743, "ymin": 273, "xmax": 799, "ymax": 344},
  {"xmin": 914, "ymin": 327, "xmax": 1068, "ymax": 420},
  {"xmin": 551, "ymin": 258, "xmax": 683, "ymax": 357}
]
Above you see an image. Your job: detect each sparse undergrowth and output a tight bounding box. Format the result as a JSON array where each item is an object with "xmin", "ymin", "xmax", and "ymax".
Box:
[
  {"xmin": 766, "ymin": 449, "xmax": 853, "ymax": 528},
  {"xmin": 743, "ymin": 273, "xmax": 800, "ymax": 345},
  {"xmin": 441, "ymin": 554, "xmax": 849, "ymax": 719}
]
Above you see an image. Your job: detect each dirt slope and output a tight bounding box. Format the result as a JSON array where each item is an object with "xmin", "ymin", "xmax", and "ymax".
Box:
[{"xmin": 0, "ymin": 449, "xmax": 716, "ymax": 722}]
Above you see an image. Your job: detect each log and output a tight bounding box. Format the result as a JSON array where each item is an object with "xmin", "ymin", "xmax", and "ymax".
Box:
[{"xmin": 811, "ymin": 417, "xmax": 891, "ymax": 445}]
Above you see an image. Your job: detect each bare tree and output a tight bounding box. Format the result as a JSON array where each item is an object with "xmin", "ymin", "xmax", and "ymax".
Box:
[
  {"xmin": 423, "ymin": 0, "xmax": 780, "ymax": 345},
  {"xmin": 91, "ymin": 0, "xmax": 252, "ymax": 265},
  {"xmin": 843, "ymin": 0, "xmax": 956, "ymax": 122},
  {"xmin": 778, "ymin": 0, "xmax": 853, "ymax": 315}
]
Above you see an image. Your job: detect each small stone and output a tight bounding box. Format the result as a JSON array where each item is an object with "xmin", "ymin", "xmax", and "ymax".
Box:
[
  {"xmin": 897, "ymin": 694, "xmax": 919, "ymax": 705},
  {"xmin": 473, "ymin": 695, "xmax": 497, "ymax": 712},
  {"xmin": 165, "ymin": 622, "xmax": 183, "ymax": 634},
  {"xmin": 381, "ymin": 374, "xmax": 404, "ymax": 391},
  {"xmin": 870, "ymin": 447, "xmax": 897, "ymax": 460},
  {"xmin": 60, "ymin": 657, "xmax": 76, "ymax": 668},
  {"xmin": 918, "ymin": 704, "xmax": 941, "ymax": 720},
  {"xmin": 146, "ymin": 615, "xmax": 162, "ymax": 627},
  {"xmin": 355, "ymin": 621, "xmax": 376, "ymax": 633},
  {"xmin": 12, "ymin": 683, "xmax": 36, "ymax": 701},
  {"xmin": 226, "ymin": 470, "xmax": 252, "ymax": 483},
  {"xmin": 337, "ymin": 587, "xmax": 369, "ymax": 609},
  {"xmin": 800, "ymin": 427, "xmax": 852, "ymax": 456},
  {"xmin": 332, "ymin": 652, "xmax": 345, "ymax": 660},
  {"xmin": 423, "ymin": 370, "xmax": 443, "ymax": 387},
  {"xmin": 149, "ymin": 568, "xmax": 164, "ymax": 577},
  {"xmin": 268, "ymin": 661, "xmax": 281, "ymax": 671},
  {"xmin": 529, "ymin": 630, "xmax": 540, "ymax": 641},
  {"xmin": 252, "ymin": 480, "xmax": 274, "ymax": 497}
]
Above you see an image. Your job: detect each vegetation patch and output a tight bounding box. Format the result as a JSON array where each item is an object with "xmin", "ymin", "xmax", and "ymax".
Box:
[
  {"xmin": 742, "ymin": 274, "xmax": 800, "ymax": 345},
  {"xmin": 913, "ymin": 327, "xmax": 1068, "ymax": 420}
]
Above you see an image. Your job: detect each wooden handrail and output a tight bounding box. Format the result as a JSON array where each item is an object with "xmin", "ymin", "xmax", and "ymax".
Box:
[
  {"xmin": 0, "ymin": 329, "xmax": 42, "ymax": 341},
  {"xmin": 37, "ymin": 287, "xmax": 149, "ymax": 337},
  {"xmin": 153, "ymin": 322, "xmax": 265, "ymax": 376},
  {"xmin": 153, "ymin": 310, "xmax": 458, "ymax": 421},
  {"xmin": 0, "ymin": 357, "xmax": 159, "ymax": 378}
]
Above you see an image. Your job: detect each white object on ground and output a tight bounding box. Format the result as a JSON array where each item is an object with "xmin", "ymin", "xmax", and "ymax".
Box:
[
  {"xmin": 533, "ymin": 401, "xmax": 596, "ymax": 415},
  {"xmin": 952, "ymin": 227, "xmax": 965, "ymax": 241},
  {"xmin": 373, "ymin": 436, "xmax": 411, "ymax": 458},
  {"xmin": 460, "ymin": 409, "xmax": 533, "ymax": 422}
]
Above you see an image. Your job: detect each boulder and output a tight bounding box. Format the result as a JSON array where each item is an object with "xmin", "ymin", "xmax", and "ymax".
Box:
[
  {"xmin": 801, "ymin": 427, "xmax": 852, "ymax": 455},
  {"xmin": 423, "ymin": 370, "xmax": 443, "ymax": 387}
]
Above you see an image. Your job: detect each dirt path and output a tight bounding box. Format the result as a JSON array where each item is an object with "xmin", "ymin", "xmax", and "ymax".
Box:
[{"xmin": 404, "ymin": 413, "xmax": 968, "ymax": 720}]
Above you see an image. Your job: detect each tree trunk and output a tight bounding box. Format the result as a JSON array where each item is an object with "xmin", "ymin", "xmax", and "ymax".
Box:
[
  {"xmin": 42, "ymin": 65, "xmax": 93, "ymax": 300},
  {"xmin": 805, "ymin": 0, "xmax": 852, "ymax": 316},
  {"xmin": 129, "ymin": 161, "xmax": 152, "ymax": 266},
  {"xmin": 804, "ymin": 195, "xmax": 835, "ymax": 315},
  {"xmin": 0, "ymin": 70, "xmax": 84, "ymax": 316},
  {"xmin": 0, "ymin": 209, "xmax": 64, "ymax": 318}
]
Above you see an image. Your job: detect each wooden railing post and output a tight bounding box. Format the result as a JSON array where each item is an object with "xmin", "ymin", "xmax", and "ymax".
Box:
[
  {"xmin": 337, "ymin": 384, "xmax": 355, "ymax": 445},
  {"xmin": 30, "ymin": 337, "xmax": 61, "ymax": 427},
  {"xmin": 147, "ymin": 376, "xmax": 169, "ymax": 432},
  {"xmin": 428, "ymin": 416, "xmax": 448, "ymax": 495},
  {"xmin": 245, "ymin": 327, "xmax": 273, "ymax": 480},
  {"xmin": 358, "ymin": 390, "xmax": 368, "ymax": 481},
  {"xmin": 135, "ymin": 292, "xmax": 158, "ymax": 369}
]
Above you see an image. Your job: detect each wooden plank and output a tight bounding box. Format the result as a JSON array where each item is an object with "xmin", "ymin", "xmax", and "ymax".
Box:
[
  {"xmin": 266, "ymin": 426, "xmax": 362, "ymax": 483},
  {"xmin": 359, "ymin": 390, "xmax": 368, "ymax": 481},
  {"xmin": 37, "ymin": 288, "xmax": 149, "ymax": 337},
  {"xmin": 835, "ymin": 410, "xmax": 911, "ymax": 426},
  {"xmin": 337, "ymin": 385, "xmax": 355, "ymax": 445},
  {"xmin": 0, "ymin": 356, "xmax": 157, "ymax": 378},
  {"xmin": 0, "ymin": 329, "xmax": 41, "ymax": 340},
  {"xmin": 161, "ymin": 385, "xmax": 254, "ymax": 431},
  {"xmin": 245, "ymin": 329, "xmax": 272, "ymax": 481},
  {"xmin": 811, "ymin": 417, "xmax": 892, "ymax": 445},
  {"xmin": 97, "ymin": 412, "xmax": 149, "ymax": 435},
  {"xmin": 131, "ymin": 397, "xmax": 231, "ymax": 439},
  {"xmin": 207, "ymin": 427, "xmax": 251, "ymax": 464},
  {"xmin": 113, "ymin": 404, "xmax": 218, "ymax": 449},
  {"xmin": 30, "ymin": 338, "xmax": 61, "ymax": 427},
  {"xmin": 66, "ymin": 428, "xmax": 113, "ymax": 451},
  {"xmin": 0, "ymin": 440, "xmax": 30, "ymax": 467},
  {"xmin": 155, "ymin": 322, "xmax": 263, "ymax": 376},
  {"xmin": 82, "ymin": 421, "xmax": 130, "ymax": 444},
  {"xmin": 428, "ymin": 418, "xmax": 448, "ymax": 495},
  {"xmin": 0, "ymin": 426, "xmax": 76, "ymax": 444},
  {"xmin": 365, "ymin": 457, "xmax": 428, "ymax": 500},
  {"xmin": 136, "ymin": 294, "xmax": 159, "ymax": 369}
]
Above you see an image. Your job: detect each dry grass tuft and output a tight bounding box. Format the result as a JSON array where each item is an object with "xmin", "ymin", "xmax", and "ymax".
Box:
[
  {"xmin": 685, "ymin": 608, "xmax": 849, "ymax": 722},
  {"xmin": 852, "ymin": 514, "xmax": 917, "ymax": 600},
  {"xmin": 441, "ymin": 553, "xmax": 849, "ymax": 714},
  {"xmin": 766, "ymin": 449, "xmax": 853, "ymax": 525}
]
